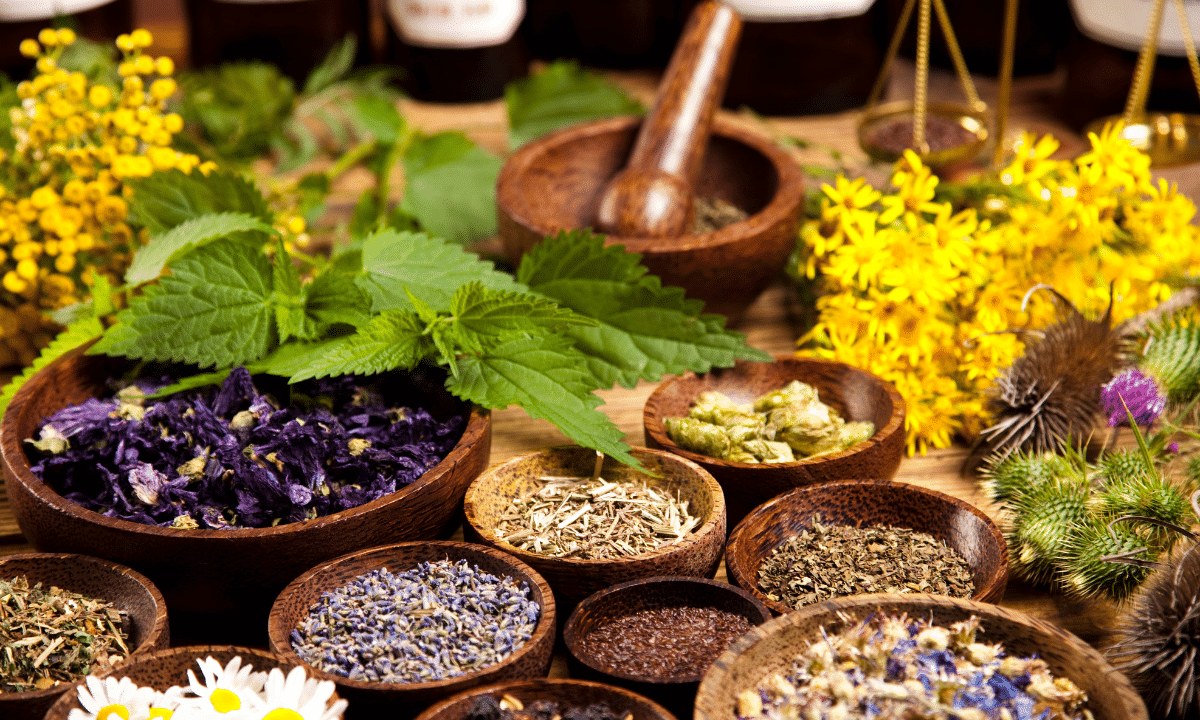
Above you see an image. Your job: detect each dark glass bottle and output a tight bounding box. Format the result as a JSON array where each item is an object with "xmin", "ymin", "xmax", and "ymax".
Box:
[
  {"xmin": 885, "ymin": 0, "xmax": 1073, "ymax": 77},
  {"xmin": 184, "ymin": 0, "xmax": 371, "ymax": 84},
  {"xmin": 677, "ymin": 0, "xmax": 887, "ymax": 116},
  {"xmin": 0, "ymin": 0, "xmax": 133, "ymax": 80},
  {"xmin": 383, "ymin": 0, "xmax": 529, "ymax": 103},
  {"xmin": 521, "ymin": 0, "xmax": 686, "ymax": 69}
]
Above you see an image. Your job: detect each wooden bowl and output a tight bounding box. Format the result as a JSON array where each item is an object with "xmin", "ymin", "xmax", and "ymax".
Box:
[
  {"xmin": 0, "ymin": 553, "xmax": 170, "ymax": 720},
  {"xmin": 267, "ymin": 541, "xmax": 556, "ymax": 720},
  {"xmin": 414, "ymin": 678, "xmax": 679, "ymax": 720},
  {"xmin": 0, "ymin": 343, "xmax": 491, "ymax": 644},
  {"xmin": 564, "ymin": 577, "xmax": 769, "ymax": 720},
  {"xmin": 43, "ymin": 645, "xmax": 342, "ymax": 720},
  {"xmin": 462, "ymin": 446, "xmax": 726, "ymax": 606},
  {"xmin": 694, "ymin": 594, "xmax": 1148, "ymax": 720},
  {"xmin": 724, "ymin": 480, "xmax": 1008, "ymax": 614},
  {"xmin": 643, "ymin": 356, "xmax": 905, "ymax": 529},
  {"xmin": 496, "ymin": 115, "xmax": 804, "ymax": 325}
]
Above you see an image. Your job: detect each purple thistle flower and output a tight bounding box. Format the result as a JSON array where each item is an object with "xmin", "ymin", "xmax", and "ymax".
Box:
[{"xmin": 1101, "ymin": 368, "xmax": 1167, "ymax": 427}]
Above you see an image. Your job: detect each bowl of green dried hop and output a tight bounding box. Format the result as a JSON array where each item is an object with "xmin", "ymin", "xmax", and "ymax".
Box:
[{"xmin": 643, "ymin": 356, "xmax": 906, "ymax": 529}]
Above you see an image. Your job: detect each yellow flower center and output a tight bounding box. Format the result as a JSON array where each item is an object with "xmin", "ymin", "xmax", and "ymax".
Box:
[
  {"xmin": 209, "ymin": 688, "xmax": 241, "ymax": 713},
  {"xmin": 149, "ymin": 708, "xmax": 174, "ymax": 720},
  {"xmin": 96, "ymin": 705, "xmax": 130, "ymax": 720},
  {"xmin": 262, "ymin": 709, "xmax": 305, "ymax": 720}
]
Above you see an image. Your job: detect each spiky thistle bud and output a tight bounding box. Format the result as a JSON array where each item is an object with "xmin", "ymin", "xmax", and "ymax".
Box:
[
  {"xmin": 1007, "ymin": 476, "xmax": 1092, "ymax": 585},
  {"xmin": 1094, "ymin": 473, "xmax": 1192, "ymax": 553},
  {"xmin": 1059, "ymin": 516, "xmax": 1157, "ymax": 602},
  {"xmin": 1095, "ymin": 448, "xmax": 1156, "ymax": 486},
  {"xmin": 1109, "ymin": 542, "xmax": 1200, "ymax": 718},
  {"xmin": 980, "ymin": 450, "xmax": 1078, "ymax": 504},
  {"xmin": 1140, "ymin": 311, "xmax": 1200, "ymax": 405}
]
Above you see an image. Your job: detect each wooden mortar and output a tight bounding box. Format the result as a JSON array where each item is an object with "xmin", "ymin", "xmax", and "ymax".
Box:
[{"xmin": 497, "ymin": 2, "xmax": 805, "ymax": 324}]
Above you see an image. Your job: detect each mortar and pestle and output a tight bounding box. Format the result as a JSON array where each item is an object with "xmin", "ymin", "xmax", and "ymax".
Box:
[{"xmin": 496, "ymin": 1, "xmax": 805, "ymax": 324}]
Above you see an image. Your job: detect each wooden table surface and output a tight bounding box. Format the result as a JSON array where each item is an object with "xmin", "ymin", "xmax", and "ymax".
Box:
[{"xmin": 0, "ymin": 63, "xmax": 1132, "ymax": 656}]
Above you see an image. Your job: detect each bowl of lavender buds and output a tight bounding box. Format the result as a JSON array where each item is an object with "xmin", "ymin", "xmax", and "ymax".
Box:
[
  {"xmin": 462, "ymin": 445, "xmax": 726, "ymax": 607},
  {"xmin": 0, "ymin": 552, "xmax": 170, "ymax": 720},
  {"xmin": 694, "ymin": 594, "xmax": 1148, "ymax": 720},
  {"xmin": 266, "ymin": 541, "xmax": 556, "ymax": 720},
  {"xmin": 0, "ymin": 343, "xmax": 491, "ymax": 644},
  {"xmin": 413, "ymin": 678, "xmax": 679, "ymax": 720}
]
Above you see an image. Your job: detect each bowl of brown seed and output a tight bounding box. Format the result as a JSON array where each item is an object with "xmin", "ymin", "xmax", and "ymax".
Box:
[
  {"xmin": 462, "ymin": 445, "xmax": 726, "ymax": 606},
  {"xmin": 0, "ymin": 552, "xmax": 170, "ymax": 720},
  {"xmin": 723, "ymin": 479, "xmax": 1008, "ymax": 614},
  {"xmin": 563, "ymin": 576, "xmax": 772, "ymax": 720}
]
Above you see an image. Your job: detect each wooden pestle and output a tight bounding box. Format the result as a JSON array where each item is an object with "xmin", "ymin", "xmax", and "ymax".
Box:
[{"xmin": 594, "ymin": 1, "xmax": 742, "ymax": 238}]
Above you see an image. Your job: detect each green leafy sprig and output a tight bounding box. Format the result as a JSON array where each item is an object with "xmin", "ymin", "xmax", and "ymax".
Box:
[{"xmin": 13, "ymin": 167, "xmax": 767, "ymax": 468}]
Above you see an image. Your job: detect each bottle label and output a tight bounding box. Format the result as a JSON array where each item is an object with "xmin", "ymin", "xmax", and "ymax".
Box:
[
  {"xmin": 386, "ymin": 0, "xmax": 524, "ymax": 48},
  {"xmin": 0, "ymin": 0, "xmax": 112, "ymax": 22},
  {"xmin": 723, "ymin": 0, "xmax": 876, "ymax": 22}
]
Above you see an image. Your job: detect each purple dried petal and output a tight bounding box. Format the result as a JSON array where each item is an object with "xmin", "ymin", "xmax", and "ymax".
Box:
[{"xmin": 127, "ymin": 462, "xmax": 168, "ymax": 505}]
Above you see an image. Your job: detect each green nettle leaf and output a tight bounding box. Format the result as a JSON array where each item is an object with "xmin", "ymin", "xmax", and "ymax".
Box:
[
  {"xmin": 518, "ymin": 231, "xmax": 772, "ymax": 388},
  {"xmin": 505, "ymin": 60, "xmax": 644, "ymax": 150},
  {"xmin": 287, "ymin": 310, "xmax": 431, "ymax": 381},
  {"xmin": 352, "ymin": 94, "xmax": 406, "ymax": 144},
  {"xmin": 177, "ymin": 61, "xmax": 296, "ymax": 162},
  {"xmin": 302, "ymin": 34, "xmax": 358, "ymax": 95},
  {"xmin": 273, "ymin": 244, "xmax": 306, "ymax": 343},
  {"xmin": 448, "ymin": 334, "xmax": 639, "ymax": 467},
  {"xmin": 127, "ymin": 168, "xmax": 273, "ymax": 234},
  {"xmin": 0, "ymin": 317, "xmax": 105, "ymax": 417},
  {"xmin": 92, "ymin": 239, "xmax": 278, "ymax": 368},
  {"xmin": 356, "ymin": 229, "xmax": 521, "ymax": 313},
  {"xmin": 124, "ymin": 212, "xmax": 277, "ymax": 285},
  {"xmin": 451, "ymin": 281, "xmax": 595, "ymax": 341},
  {"xmin": 400, "ymin": 131, "xmax": 503, "ymax": 245},
  {"xmin": 300, "ymin": 271, "xmax": 372, "ymax": 335}
]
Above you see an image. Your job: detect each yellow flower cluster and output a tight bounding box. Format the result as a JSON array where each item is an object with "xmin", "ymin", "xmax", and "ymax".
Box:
[
  {"xmin": 0, "ymin": 28, "xmax": 210, "ymax": 367},
  {"xmin": 797, "ymin": 125, "xmax": 1200, "ymax": 456}
]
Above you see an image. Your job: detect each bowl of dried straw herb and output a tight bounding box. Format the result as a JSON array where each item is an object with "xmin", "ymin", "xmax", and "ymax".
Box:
[
  {"xmin": 694, "ymin": 594, "xmax": 1148, "ymax": 720},
  {"xmin": 462, "ymin": 445, "xmax": 726, "ymax": 607},
  {"xmin": 643, "ymin": 357, "xmax": 906, "ymax": 530},
  {"xmin": 267, "ymin": 540, "xmax": 556, "ymax": 720},
  {"xmin": 0, "ymin": 552, "xmax": 170, "ymax": 720},
  {"xmin": 723, "ymin": 479, "xmax": 1007, "ymax": 614},
  {"xmin": 0, "ymin": 341, "xmax": 491, "ymax": 645}
]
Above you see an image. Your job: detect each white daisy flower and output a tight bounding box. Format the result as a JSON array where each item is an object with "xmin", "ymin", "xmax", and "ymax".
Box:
[
  {"xmin": 180, "ymin": 656, "xmax": 268, "ymax": 716},
  {"xmin": 68, "ymin": 675, "xmax": 157, "ymax": 720},
  {"xmin": 254, "ymin": 666, "xmax": 346, "ymax": 720}
]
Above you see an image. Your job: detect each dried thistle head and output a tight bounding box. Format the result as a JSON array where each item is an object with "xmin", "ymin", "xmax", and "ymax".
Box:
[
  {"xmin": 966, "ymin": 287, "xmax": 1131, "ymax": 472},
  {"xmin": 1109, "ymin": 541, "xmax": 1200, "ymax": 719}
]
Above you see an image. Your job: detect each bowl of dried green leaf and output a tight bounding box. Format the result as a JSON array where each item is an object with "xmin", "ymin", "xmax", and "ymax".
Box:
[
  {"xmin": 0, "ymin": 552, "xmax": 170, "ymax": 720},
  {"xmin": 723, "ymin": 479, "xmax": 1008, "ymax": 614}
]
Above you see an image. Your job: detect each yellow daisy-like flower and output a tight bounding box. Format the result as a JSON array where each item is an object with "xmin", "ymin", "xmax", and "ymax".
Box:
[
  {"xmin": 182, "ymin": 656, "xmax": 268, "ymax": 715},
  {"xmin": 255, "ymin": 666, "xmax": 347, "ymax": 720},
  {"xmin": 67, "ymin": 675, "xmax": 157, "ymax": 720}
]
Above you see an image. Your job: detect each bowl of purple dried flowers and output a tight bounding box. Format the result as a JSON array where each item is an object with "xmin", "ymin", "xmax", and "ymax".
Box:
[
  {"xmin": 413, "ymin": 678, "xmax": 679, "ymax": 720},
  {"xmin": 267, "ymin": 541, "xmax": 556, "ymax": 720},
  {"xmin": 0, "ymin": 343, "xmax": 491, "ymax": 643},
  {"xmin": 694, "ymin": 594, "xmax": 1148, "ymax": 720}
]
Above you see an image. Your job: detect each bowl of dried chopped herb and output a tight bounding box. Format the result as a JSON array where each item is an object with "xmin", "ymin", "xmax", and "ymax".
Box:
[
  {"xmin": 461, "ymin": 446, "xmax": 726, "ymax": 607},
  {"xmin": 643, "ymin": 356, "xmax": 906, "ymax": 530},
  {"xmin": 0, "ymin": 552, "xmax": 170, "ymax": 720},
  {"xmin": 267, "ymin": 540, "xmax": 556, "ymax": 720},
  {"xmin": 723, "ymin": 479, "xmax": 1008, "ymax": 614},
  {"xmin": 413, "ymin": 678, "xmax": 679, "ymax": 720},
  {"xmin": 694, "ymin": 594, "xmax": 1148, "ymax": 720},
  {"xmin": 0, "ymin": 342, "xmax": 491, "ymax": 645}
]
